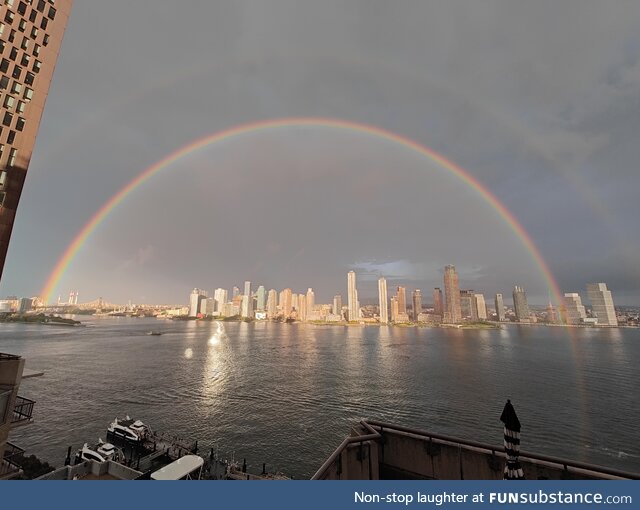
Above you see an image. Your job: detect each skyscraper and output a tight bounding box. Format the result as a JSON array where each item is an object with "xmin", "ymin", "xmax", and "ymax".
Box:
[
  {"xmin": 333, "ymin": 295, "xmax": 342, "ymax": 317},
  {"xmin": 586, "ymin": 283, "xmax": 618, "ymax": 326},
  {"xmin": 232, "ymin": 286, "xmax": 240, "ymax": 299},
  {"xmin": 214, "ymin": 288, "xmax": 228, "ymax": 314},
  {"xmin": 189, "ymin": 288, "xmax": 207, "ymax": 317},
  {"xmin": 266, "ymin": 289, "xmax": 277, "ymax": 319},
  {"xmin": 512, "ymin": 286, "xmax": 530, "ymax": 322},
  {"xmin": 495, "ymin": 293, "xmax": 505, "ymax": 322},
  {"xmin": 280, "ymin": 288, "xmax": 292, "ymax": 319},
  {"xmin": 298, "ymin": 293, "xmax": 306, "ymax": 321},
  {"xmin": 459, "ymin": 290, "xmax": 478, "ymax": 321},
  {"xmin": 347, "ymin": 271, "xmax": 358, "ymax": 321},
  {"xmin": 378, "ymin": 277, "xmax": 388, "ymax": 324},
  {"xmin": 306, "ymin": 288, "xmax": 315, "ymax": 313},
  {"xmin": 412, "ymin": 289, "xmax": 422, "ymax": 321},
  {"xmin": 443, "ymin": 265, "xmax": 461, "ymax": 323},
  {"xmin": 241, "ymin": 281, "xmax": 253, "ymax": 318},
  {"xmin": 396, "ymin": 287, "xmax": 407, "ymax": 315},
  {"xmin": 390, "ymin": 296, "xmax": 398, "ymax": 322},
  {"xmin": 563, "ymin": 293, "xmax": 586, "ymax": 325},
  {"xmin": 255, "ymin": 285, "xmax": 266, "ymax": 311},
  {"xmin": 474, "ymin": 293, "xmax": 487, "ymax": 320},
  {"xmin": 0, "ymin": 0, "xmax": 73, "ymax": 280},
  {"xmin": 432, "ymin": 288, "xmax": 443, "ymax": 316}
]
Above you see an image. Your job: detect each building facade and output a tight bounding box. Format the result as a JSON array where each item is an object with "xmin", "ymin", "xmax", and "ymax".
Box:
[
  {"xmin": 586, "ymin": 283, "xmax": 617, "ymax": 326},
  {"xmin": 443, "ymin": 265, "xmax": 461, "ymax": 323},
  {"xmin": 432, "ymin": 288, "xmax": 443, "ymax": 316},
  {"xmin": 0, "ymin": 0, "xmax": 73, "ymax": 280},
  {"xmin": 563, "ymin": 293, "xmax": 586, "ymax": 325},
  {"xmin": 411, "ymin": 289, "xmax": 422, "ymax": 321},
  {"xmin": 378, "ymin": 278, "xmax": 388, "ymax": 324},
  {"xmin": 495, "ymin": 293, "xmax": 505, "ymax": 321},
  {"xmin": 347, "ymin": 271, "xmax": 358, "ymax": 321},
  {"xmin": 512, "ymin": 286, "xmax": 530, "ymax": 322}
]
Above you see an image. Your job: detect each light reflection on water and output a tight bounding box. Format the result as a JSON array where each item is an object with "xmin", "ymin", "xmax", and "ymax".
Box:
[{"xmin": 1, "ymin": 318, "xmax": 639, "ymax": 478}]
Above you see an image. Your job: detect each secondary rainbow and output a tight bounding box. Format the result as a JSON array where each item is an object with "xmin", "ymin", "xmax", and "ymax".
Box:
[{"xmin": 40, "ymin": 117, "xmax": 563, "ymax": 305}]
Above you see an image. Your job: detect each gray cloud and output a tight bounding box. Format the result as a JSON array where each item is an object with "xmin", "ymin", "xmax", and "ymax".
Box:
[{"xmin": 1, "ymin": 1, "xmax": 639, "ymax": 305}]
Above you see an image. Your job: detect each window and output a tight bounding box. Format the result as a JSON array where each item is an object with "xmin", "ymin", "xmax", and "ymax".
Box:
[
  {"xmin": 0, "ymin": 192, "xmax": 6, "ymax": 207},
  {"xmin": 11, "ymin": 65, "xmax": 21, "ymax": 79},
  {"xmin": 0, "ymin": 22, "xmax": 5, "ymax": 37},
  {"xmin": 9, "ymin": 47, "xmax": 18, "ymax": 60},
  {"xmin": 47, "ymin": 5, "xmax": 55, "ymax": 19},
  {"xmin": 4, "ymin": 11, "xmax": 14, "ymax": 24},
  {"xmin": 0, "ymin": 39, "xmax": 4, "ymax": 52},
  {"xmin": 15, "ymin": 117, "xmax": 24, "ymax": 131},
  {"xmin": 11, "ymin": 81, "xmax": 21, "ymax": 94},
  {"xmin": 33, "ymin": 43, "xmax": 40, "ymax": 56},
  {"xmin": 17, "ymin": 1, "xmax": 27, "ymax": 15},
  {"xmin": 3, "ymin": 95, "xmax": 14, "ymax": 108},
  {"xmin": 29, "ymin": 10, "xmax": 36, "ymax": 22},
  {"xmin": 40, "ymin": 16, "xmax": 47, "ymax": 29},
  {"xmin": 0, "ymin": 58, "xmax": 9, "ymax": 72},
  {"xmin": 30, "ymin": 26, "xmax": 37, "ymax": 38},
  {"xmin": 7, "ymin": 130, "xmax": 15, "ymax": 143},
  {"xmin": 37, "ymin": 0, "xmax": 44, "ymax": 11},
  {"xmin": 24, "ymin": 71, "xmax": 33, "ymax": 85},
  {"xmin": 23, "ymin": 86, "xmax": 32, "ymax": 99},
  {"xmin": 0, "ymin": 170, "xmax": 6, "ymax": 189},
  {"xmin": 6, "ymin": 0, "xmax": 16, "ymax": 7},
  {"xmin": 2, "ymin": 111, "xmax": 13, "ymax": 127},
  {"xmin": 21, "ymin": 53, "xmax": 30, "ymax": 66},
  {"xmin": 9, "ymin": 29, "xmax": 15, "ymax": 43},
  {"xmin": 16, "ymin": 100, "xmax": 24, "ymax": 112},
  {"xmin": 43, "ymin": 33, "xmax": 49, "ymax": 46},
  {"xmin": 18, "ymin": 19, "xmax": 26, "ymax": 32},
  {"xmin": 33, "ymin": 59, "xmax": 40, "ymax": 72},
  {"xmin": 0, "ymin": 76, "xmax": 9, "ymax": 90},
  {"xmin": 20, "ymin": 37, "xmax": 28, "ymax": 50},
  {"xmin": 8, "ymin": 148, "xmax": 17, "ymax": 166}
]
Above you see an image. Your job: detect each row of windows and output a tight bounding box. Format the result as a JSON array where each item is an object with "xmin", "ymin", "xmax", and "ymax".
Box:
[
  {"xmin": 0, "ymin": 74, "xmax": 33, "ymax": 101},
  {"xmin": 4, "ymin": 0, "xmax": 56, "ymax": 24},
  {"xmin": 0, "ymin": 143, "xmax": 18, "ymax": 167}
]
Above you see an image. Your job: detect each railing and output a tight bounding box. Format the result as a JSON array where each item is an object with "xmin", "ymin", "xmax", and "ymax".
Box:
[
  {"xmin": 11, "ymin": 396, "xmax": 35, "ymax": 425},
  {"xmin": 0, "ymin": 459, "xmax": 22, "ymax": 479},
  {"xmin": 3, "ymin": 442, "xmax": 25, "ymax": 461},
  {"xmin": 312, "ymin": 419, "xmax": 640, "ymax": 480},
  {"xmin": 0, "ymin": 352, "xmax": 21, "ymax": 361}
]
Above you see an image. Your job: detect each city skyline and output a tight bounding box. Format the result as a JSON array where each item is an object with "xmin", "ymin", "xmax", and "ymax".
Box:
[{"xmin": 0, "ymin": 2, "xmax": 638, "ymax": 305}]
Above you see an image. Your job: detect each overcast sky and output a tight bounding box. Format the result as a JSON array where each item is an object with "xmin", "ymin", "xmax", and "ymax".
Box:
[{"xmin": 1, "ymin": 1, "xmax": 639, "ymax": 305}]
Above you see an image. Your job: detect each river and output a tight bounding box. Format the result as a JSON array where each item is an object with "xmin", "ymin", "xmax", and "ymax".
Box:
[{"xmin": 1, "ymin": 317, "xmax": 638, "ymax": 478}]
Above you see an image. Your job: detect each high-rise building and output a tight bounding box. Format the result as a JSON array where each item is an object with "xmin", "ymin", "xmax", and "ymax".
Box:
[
  {"xmin": 266, "ymin": 289, "xmax": 277, "ymax": 319},
  {"xmin": 432, "ymin": 288, "xmax": 443, "ymax": 316},
  {"xmin": 0, "ymin": 0, "xmax": 73, "ymax": 280},
  {"xmin": 443, "ymin": 265, "xmax": 461, "ymax": 323},
  {"xmin": 241, "ymin": 281, "xmax": 253, "ymax": 318},
  {"xmin": 347, "ymin": 271, "xmax": 358, "ymax": 321},
  {"xmin": 390, "ymin": 296, "xmax": 398, "ymax": 322},
  {"xmin": 378, "ymin": 278, "xmax": 388, "ymax": 324},
  {"xmin": 214, "ymin": 288, "xmax": 228, "ymax": 313},
  {"xmin": 586, "ymin": 283, "xmax": 618, "ymax": 326},
  {"xmin": 232, "ymin": 286, "xmax": 240, "ymax": 299},
  {"xmin": 306, "ymin": 288, "xmax": 315, "ymax": 313},
  {"xmin": 545, "ymin": 301, "xmax": 557, "ymax": 323},
  {"xmin": 244, "ymin": 281, "xmax": 251, "ymax": 298},
  {"xmin": 189, "ymin": 288, "xmax": 207, "ymax": 317},
  {"xmin": 333, "ymin": 295, "xmax": 342, "ymax": 317},
  {"xmin": 411, "ymin": 289, "xmax": 422, "ymax": 321},
  {"xmin": 495, "ymin": 293, "xmax": 505, "ymax": 322},
  {"xmin": 255, "ymin": 286, "xmax": 266, "ymax": 311},
  {"xmin": 396, "ymin": 287, "xmax": 406, "ymax": 315},
  {"xmin": 295, "ymin": 293, "xmax": 304, "ymax": 321},
  {"xmin": 291, "ymin": 293, "xmax": 299, "ymax": 312},
  {"xmin": 512, "ymin": 286, "xmax": 530, "ymax": 322},
  {"xmin": 474, "ymin": 293, "xmax": 487, "ymax": 320},
  {"xmin": 563, "ymin": 293, "xmax": 586, "ymax": 325},
  {"xmin": 280, "ymin": 288, "xmax": 292, "ymax": 319},
  {"xmin": 459, "ymin": 290, "xmax": 478, "ymax": 321}
]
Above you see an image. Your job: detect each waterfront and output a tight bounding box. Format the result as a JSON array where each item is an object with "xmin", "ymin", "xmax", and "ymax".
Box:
[{"xmin": 1, "ymin": 317, "xmax": 638, "ymax": 478}]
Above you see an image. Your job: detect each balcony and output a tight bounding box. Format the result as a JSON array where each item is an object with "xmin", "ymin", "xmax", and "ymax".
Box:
[
  {"xmin": 11, "ymin": 395, "xmax": 35, "ymax": 427},
  {"xmin": 0, "ymin": 458, "xmax": 22, "ymax": 480}
]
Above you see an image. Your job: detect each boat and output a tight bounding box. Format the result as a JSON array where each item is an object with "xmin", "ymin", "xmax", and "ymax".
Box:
[
  {"xmin": 107, "ymin": 417, "xmax": 147, "ymax": 442},
  {"xmin": 77, "ymin": 440, "xmax": 123, "ymax": 463},
  {"xmin": 146, "ymin": 331, "xmax": 163, "ymax": 336}
]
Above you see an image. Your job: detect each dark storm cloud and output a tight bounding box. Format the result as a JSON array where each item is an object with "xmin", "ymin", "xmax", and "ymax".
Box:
[{"xmin": 1, "ymin": 1, "xmax": 639, "ymax": 304}]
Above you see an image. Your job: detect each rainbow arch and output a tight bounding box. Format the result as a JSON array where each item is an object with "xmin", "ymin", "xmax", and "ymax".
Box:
[{"xmin": 40, "ymin": 117, "xmax": 562, "ymax": 305}]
